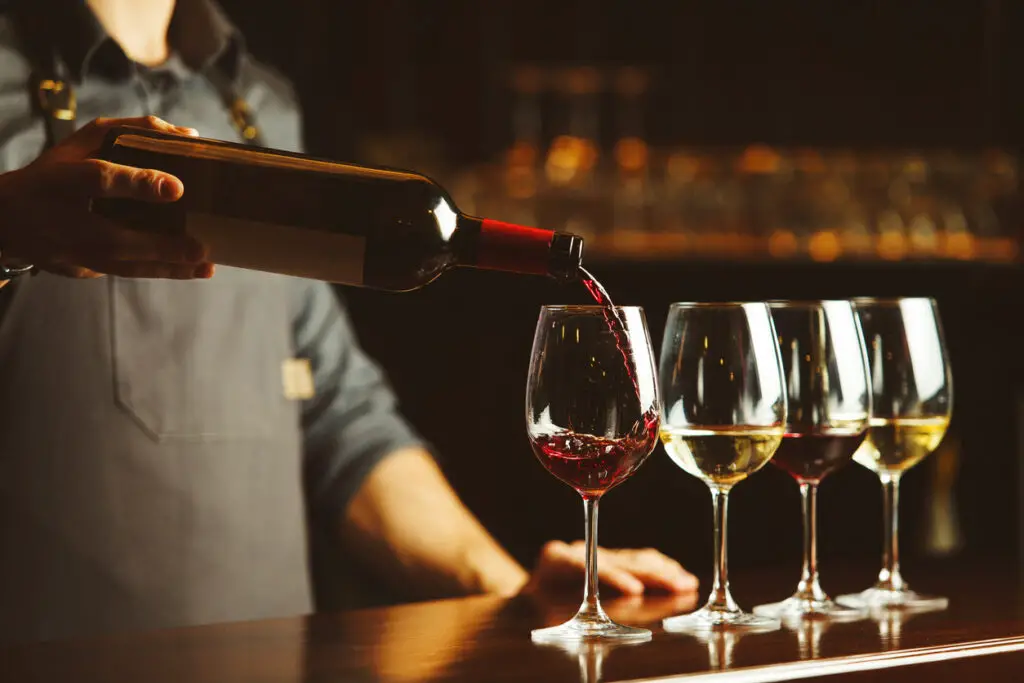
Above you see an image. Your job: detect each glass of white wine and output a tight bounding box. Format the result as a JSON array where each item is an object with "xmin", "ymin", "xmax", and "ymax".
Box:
[
  {"xmin": 836, "ymin": 297, "xmax": 953, "ymax": 611},
  {"xmin": 659, "ymin": 302, "xmax": 787, "ymax": 632}
]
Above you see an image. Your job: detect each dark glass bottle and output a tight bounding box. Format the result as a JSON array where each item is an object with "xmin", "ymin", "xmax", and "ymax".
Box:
[{"xmin": 92, "ymin": 128, "xmax": 583, "ymax": 291}]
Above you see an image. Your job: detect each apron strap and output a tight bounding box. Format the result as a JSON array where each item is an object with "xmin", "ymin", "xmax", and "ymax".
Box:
[
  {"xmin": 9, "ymin": 4, "xmax": 263, "ymax": 149},
  {"xmin": 9, "ymin": 3, "xmax": 77, "ymax": 147},
  {"xmin": 205, "ymin": 63, "xmax": 264, "ymax": 147}
]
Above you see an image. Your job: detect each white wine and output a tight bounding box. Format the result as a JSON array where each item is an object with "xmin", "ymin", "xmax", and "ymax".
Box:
[
  {"xmin": 660, "ymin": 426, "xmax": 783, "ymax": 487},
  {"xmin": 853, "ymin": 417, "xmax": 950, "ymax": 475}
]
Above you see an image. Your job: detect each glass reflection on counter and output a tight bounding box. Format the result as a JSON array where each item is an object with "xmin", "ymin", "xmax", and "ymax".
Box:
[
  {"xmin": 871, "ymin": 604, "xmax": 948, "ymax": 652},
  {"xmin": 691, "ymin": 628, "xmax": 740, "ymax": 671},
  {"xmin": 536, "ymin": 638, "xmax": 640, "ymax": 683},
  {"xmin": 788, "ymin": 615, "xmax": 830, "ymax": 661}
]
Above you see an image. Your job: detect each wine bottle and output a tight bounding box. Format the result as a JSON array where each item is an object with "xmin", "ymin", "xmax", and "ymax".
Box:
[{"xmin": 91, "ymin": 127, "xmax": 583, "ymax": 291}]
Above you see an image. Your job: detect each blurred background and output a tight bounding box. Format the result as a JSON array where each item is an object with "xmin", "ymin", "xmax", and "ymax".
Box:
[{"xmin": 218, "ymin": 0, "xmax": 1022, "ymax": 606}]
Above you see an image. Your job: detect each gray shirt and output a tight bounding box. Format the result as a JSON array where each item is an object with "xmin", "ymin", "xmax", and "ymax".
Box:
[{"xmin": 0, "ymin": 0, "xmax": 423, "ymax": 642}]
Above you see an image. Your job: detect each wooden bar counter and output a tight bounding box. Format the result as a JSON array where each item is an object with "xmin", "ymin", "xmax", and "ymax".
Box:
[{"xmin": 2, "ymin": 562, "xmax": 1021, "ymax": 682}]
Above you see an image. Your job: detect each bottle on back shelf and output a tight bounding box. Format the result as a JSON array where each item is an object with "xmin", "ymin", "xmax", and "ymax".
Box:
[{"xmin": 91, "ymin": 127, "xmax": 584, "ymax": 291}]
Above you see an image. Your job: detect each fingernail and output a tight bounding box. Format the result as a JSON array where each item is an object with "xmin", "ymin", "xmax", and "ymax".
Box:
[
  {"xmin": 177, "ymin": 126, "xmax": 199, "ymax": 137},
  {"xmin": 160, "ymin": 177, "xmax": 184, "ymax": 200}
]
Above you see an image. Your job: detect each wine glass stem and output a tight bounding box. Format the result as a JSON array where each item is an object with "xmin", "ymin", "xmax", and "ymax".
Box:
[
  {"xmin": 579, "ymin": 495, "xmax": 605, "ymax": 620},
  {"xmin": 796, "ymin": 481, "xmax": 825, "ymax": 600},
  {"xmin": 877, "ymin": 474, "xmax": 905, "ymax": 591},
  {"xmin": 708, "ymin": 486, "xmax": 738, "ymax": 612}
]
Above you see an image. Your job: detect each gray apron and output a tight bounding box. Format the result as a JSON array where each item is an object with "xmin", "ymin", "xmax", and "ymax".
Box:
[{"xmin": 0, "ymin": 13, "xmax": 313, "ymax": 642}]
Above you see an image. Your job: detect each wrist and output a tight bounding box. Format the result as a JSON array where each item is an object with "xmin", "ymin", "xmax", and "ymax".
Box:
[{"xmin": 461, "ymin": 539, "xmax": 530, "ymax": 597}]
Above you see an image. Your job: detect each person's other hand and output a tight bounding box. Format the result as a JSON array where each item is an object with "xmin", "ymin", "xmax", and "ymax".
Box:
[
  {"xmin": 521, "ymin": 540, "xmax": 699, "ymax": 597},
  {"xmin": 0, "ymin": 115, "xmax": 211, "ymax": 280}
]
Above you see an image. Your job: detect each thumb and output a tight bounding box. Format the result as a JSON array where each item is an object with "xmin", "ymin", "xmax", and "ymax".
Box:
[{"xmin": 64, "ymin": 116, "xmax": 199, "ymax": 154}]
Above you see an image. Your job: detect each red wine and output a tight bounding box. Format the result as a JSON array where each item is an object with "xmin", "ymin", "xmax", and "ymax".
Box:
[
  {"xmin": 580, "ymin": 268, "xmax": 639, "ymax": 393},
  {"xmin": 580, "ymin": 267, "xmax": 616, "ymax": 310},
  {"xmin": 91, "ymin": 128, "xmax": 583, "ymax": 291},
  {"xmin": 578, "ymin": 266, "xmax": 661, "ymax": 443},
  {"xmin": 770, "ymin": 427, "xmax": 867, "ymax": 482},
  {"xmin": 532, "ymin": 410, "xmax": 659, "ymax": 497}
]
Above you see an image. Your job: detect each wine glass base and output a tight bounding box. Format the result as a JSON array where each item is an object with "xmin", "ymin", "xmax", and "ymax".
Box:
[
  {"xmin": 662, "ymin": 607, "xmax": 781, "ymax": 633},
  {"xmin": 836, "ymin": 588, "xmax": 948, "ymax": 611},
  {"xmin": 753, "ymin": 596, "xmax": 866, "ymax": 622},
  {"xmin": 531, "ymin": 617, "xmax": 652, "ymax": 643}
]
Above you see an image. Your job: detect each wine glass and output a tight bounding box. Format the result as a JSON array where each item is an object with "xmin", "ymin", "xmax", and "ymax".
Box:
[
  {"xmin": 659, "ymin": 302, "xmax": 787, "ymax": 632},
  {"xmin": 836, "ymin": 297, "xmax": 953, "ymax": 610},
  {"xmin": 527, "ymin": 305, "xmax": 660, "ymax": 642},
  {"xmin": 752, "ymin": 300, "xmax": 871, "ymax": 621}
]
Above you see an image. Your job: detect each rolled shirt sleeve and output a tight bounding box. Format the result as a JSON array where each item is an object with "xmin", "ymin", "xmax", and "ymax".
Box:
[{"xmin": 292, "ymin": 279, "xmax": 427, "ymax": 522}]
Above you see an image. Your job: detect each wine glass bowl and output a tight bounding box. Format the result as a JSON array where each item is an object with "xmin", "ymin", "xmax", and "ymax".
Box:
[
  {"xmin": 658, "ymin": 302, "xmax": 787, "ymax": 632},
  {"xmin": 837, "ymin": 297, "xmax": 953, "ymax": 611},
  {"xmin": 752, "ymin": 300, "xmax": 871, "ymax": 622},
  {"xmin": 527, "ymin": 305, "xmax": 660, "ymax": 642}
]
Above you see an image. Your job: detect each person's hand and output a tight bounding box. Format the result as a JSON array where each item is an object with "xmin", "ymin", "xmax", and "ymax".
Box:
[
  {"xmin": 521, "ymin": 540, "xmax": 699, "ymax": 597},
  {"xmin": 0, "ymin": 115, "xmax": 212, "ymax": 280}
]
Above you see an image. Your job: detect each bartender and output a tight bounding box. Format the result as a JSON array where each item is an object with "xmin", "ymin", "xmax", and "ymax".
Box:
[{"xmin": 0, "ymin": 0, "xmax": 696, "ymax": 642}]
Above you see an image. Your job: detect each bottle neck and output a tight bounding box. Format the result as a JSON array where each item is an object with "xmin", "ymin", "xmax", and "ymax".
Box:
[{"xmin": 454, "ymin": 216, "xmax": 583, "ymax": 280}]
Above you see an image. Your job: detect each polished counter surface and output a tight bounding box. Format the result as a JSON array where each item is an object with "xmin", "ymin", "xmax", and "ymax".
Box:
[{"xmin": 2, "ymin": 563, "xmax": 1020, "ymax": 682}]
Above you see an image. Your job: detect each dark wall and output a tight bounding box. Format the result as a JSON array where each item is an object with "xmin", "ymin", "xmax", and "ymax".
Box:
[{"xmin": 224, "ymin": 0, "xmax": 1022, "ymax": 161}]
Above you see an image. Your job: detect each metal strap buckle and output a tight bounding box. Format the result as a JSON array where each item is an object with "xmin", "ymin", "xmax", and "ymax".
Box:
[
  {"xmin": 36, "ymin": 78, "xmax": 77, "ymax": 122},
  {"xmin": 229, "ymin": 98, "xmax": 259, "ymax": 142}
]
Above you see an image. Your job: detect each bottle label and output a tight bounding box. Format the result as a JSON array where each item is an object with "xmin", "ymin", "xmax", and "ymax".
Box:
[
  {"xmin": 186, "ymin": 212, "xmax": 366, "ymax": 285},
  {"xmin": 477, "ymin": 220, "xmax": 553, "ymax": 275}
]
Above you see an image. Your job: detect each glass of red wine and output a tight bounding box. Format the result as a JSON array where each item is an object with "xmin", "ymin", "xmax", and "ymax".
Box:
[
  {"xmin": 659, "ymin": 302, "xmax": 786, "ymax": 632},
  {"xmin": 752, "ymin": 300, "xmax": 872, "ymax": 622},
  {"xmin": 527, "ymin": 305, "xmax": 660, "ymax": 642}
]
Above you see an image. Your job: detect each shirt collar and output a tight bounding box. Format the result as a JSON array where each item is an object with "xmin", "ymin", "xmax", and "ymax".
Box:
[{"xmin": 53, "ymin": 0, "xmax": 244, "ymax": 83}]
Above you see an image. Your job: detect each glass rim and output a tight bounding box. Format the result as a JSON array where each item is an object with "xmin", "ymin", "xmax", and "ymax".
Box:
[
  {"xmin": 667, "ymin": 301, "xmax": 766, "ymax": 309},
  {"xmin": 849, "ymin": 296, "xmax": 938, "ymax": 307},
  {"xmin": 767, "ymin": 299, "xmax": 853, "ymax": 309},
  {"xmin": 540, "ymin": 304, "xmax": 645, "ymax": 313}
]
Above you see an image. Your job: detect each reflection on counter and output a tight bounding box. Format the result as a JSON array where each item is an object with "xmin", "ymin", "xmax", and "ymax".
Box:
[
  {"xmin": 691, "ymin": 628, "xmax": 741, "ymax": 671},
  {"xmin": 871, "ymin": 603, "xmax": 949, "ymax": 652},
  {"xmin": 790, "ymin": 615, "xmax": 830, "ymax": 661},
  {"xmin": 441, "ymin": 66, "xmax": 1021, "ymax": 264},
  {"xmin": 536, "ymin": 639, "xmax": 640, "ymax": 683}
]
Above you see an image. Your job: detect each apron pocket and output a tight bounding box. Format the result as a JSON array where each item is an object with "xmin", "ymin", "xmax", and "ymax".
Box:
[{"xmin": 109, "ymin": 270, "xmax": 293, "ymax": 441}]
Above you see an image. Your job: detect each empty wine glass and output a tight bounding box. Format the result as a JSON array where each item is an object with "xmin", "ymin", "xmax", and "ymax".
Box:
[
  {"xmin": 527, "ymin": 306, "xmax": 660, "ymax": 642},
  {"xmin": 753, "ymin": 301, "xmax": 871, "ymax": 621},
  {"xmin": 659, "ymin": 302, "xmax": 787, "ymax": 632},
  {"xmin": 837, "ymin": 297, "xmax": 953, "ymax": 610}
]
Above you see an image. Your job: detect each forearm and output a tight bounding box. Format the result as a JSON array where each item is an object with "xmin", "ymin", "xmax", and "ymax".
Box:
[{"xmin": 340, "ymin": 447, "xmax": 529, "ymax": 600}]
